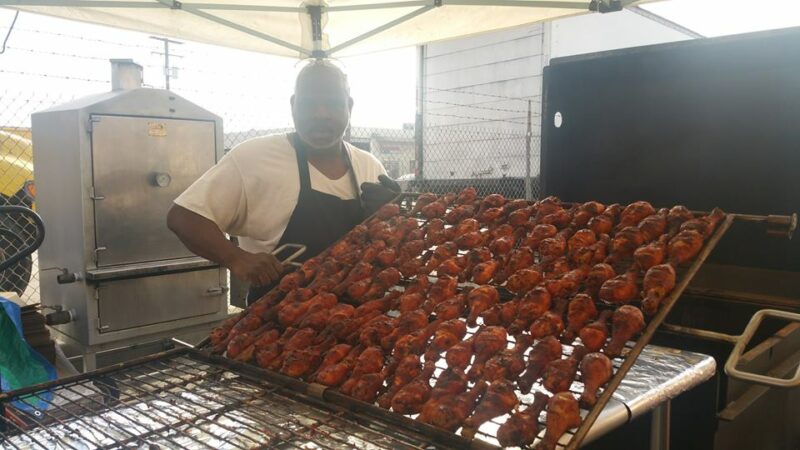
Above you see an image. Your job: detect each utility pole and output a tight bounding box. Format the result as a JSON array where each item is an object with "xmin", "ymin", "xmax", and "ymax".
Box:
[{"xmin": 150, "ymin": 36, "xmax": 183, "ymax": 90}]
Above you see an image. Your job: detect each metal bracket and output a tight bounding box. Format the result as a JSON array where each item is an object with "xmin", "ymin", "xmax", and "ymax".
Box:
[
  {"xmin": 724, "ymin": 309, "xmax": 800, "ymax": 388},
  {"xmin": 93, "ymin": 246, "xmax": 107, "ymax": 264}
]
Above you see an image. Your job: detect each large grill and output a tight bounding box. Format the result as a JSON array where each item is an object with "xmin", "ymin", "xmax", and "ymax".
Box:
[
  {"xmin": 199, "ymin": 193, "xmax": 794, "ymax": 450},
  {"xmin": 0, "ymin": 348, "xmax": 448, "ymax": 450}
]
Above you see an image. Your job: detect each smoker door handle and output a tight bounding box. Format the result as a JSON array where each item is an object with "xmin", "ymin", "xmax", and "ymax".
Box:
[{"xmin": 724, "ymin": 309, "xmax": 800, "ymax": 388}]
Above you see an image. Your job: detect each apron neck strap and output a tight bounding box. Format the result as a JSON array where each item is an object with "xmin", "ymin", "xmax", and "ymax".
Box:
[{"xmin": 290, "ymin": 133, "xmax": 360, "ymax": 198}]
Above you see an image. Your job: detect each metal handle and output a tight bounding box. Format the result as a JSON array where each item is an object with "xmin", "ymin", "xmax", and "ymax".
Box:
[
  {"xmin": 272, "ymin": 243, "xmax": 306, "ymax": 267},
  {"xmin": 204, "ymin": 286, "xmax": 228, "ymax": 296},
  {"xmin": 724, "ymin": 309, "xmax": 800, "ymax": 388}
]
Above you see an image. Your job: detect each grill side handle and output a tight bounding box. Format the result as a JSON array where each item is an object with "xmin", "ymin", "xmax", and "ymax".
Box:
[{"xmin": 724, "ymin": 309, "xmax": 800, "ymax": 389}]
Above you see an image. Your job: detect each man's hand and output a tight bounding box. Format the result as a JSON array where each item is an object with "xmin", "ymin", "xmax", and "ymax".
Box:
[
  {"xmin": 227, "ymin": 250, "xmax": 285, "ymax": 287},
  {"xmin": 361, "ymin": 174, "xmax": 401, "ymax": 216}
]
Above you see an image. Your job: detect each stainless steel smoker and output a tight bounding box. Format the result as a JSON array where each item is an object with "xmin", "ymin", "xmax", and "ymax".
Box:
[{"xmin": 31, "ymin": 60, "xmax": 228, "ymax": 370}]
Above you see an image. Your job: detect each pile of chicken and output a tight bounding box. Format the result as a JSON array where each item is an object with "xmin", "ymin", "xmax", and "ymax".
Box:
[{"xmin": 207, "ymin": 188, "xmax": 724, "ymax": 450}]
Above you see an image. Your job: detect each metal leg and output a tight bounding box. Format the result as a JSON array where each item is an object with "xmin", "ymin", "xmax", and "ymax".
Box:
[
  {"xmin": 650, "ymin": 400, "xmax": 671, "ymax": 450},
  {"xmin": 83, "ymin": 352, "xmax": 97, "ymax": 372}
]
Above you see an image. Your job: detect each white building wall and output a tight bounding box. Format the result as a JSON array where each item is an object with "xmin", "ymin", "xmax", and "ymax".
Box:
[{"xmin": 420, "ymin": 8, "xmax": 696, "ymax": 180}]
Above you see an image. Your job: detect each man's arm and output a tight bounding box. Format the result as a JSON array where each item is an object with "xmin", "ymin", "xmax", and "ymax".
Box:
[{"xmin": 167, "ymin": 204, "xmax": 283, "ymax": 286}]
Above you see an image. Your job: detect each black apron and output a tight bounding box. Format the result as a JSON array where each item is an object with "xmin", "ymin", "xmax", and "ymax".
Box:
[{"xmin": 246, "ymin": 134, "xmax": 363, "ymax": 304}]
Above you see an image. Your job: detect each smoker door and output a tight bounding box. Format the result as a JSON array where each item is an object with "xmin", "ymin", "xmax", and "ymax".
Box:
[
  {"xmin": 91, "ymin": 115, "xmax": 216, "ymax": 267},
  {"xmin": 96, "ymin": 269, "xmax": 224, "ymax": 333}
]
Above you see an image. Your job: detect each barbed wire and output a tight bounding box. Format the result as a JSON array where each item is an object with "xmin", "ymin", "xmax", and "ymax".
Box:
[
  {"xmin": 0, "ymin": 68, "xmax": 109, "ymax": 83},
  {"xmin": 424, "ymin": 99, "xmax": 529, "ymax": 115},
  {"xmin": 0, "ymin": 25, "xmax": 160, "ymax": 50},
  {"xmin": 424, "ymin": 86, "xmax": 541, "ymax": 102}
]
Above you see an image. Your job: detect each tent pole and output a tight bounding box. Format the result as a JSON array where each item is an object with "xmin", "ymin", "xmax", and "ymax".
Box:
[
  {"xmin": 307, "ymin": 5, "xmax": 327, "ymax": 59},
  {"xmin": 173, "ymin": 3, "xmax": 311, "ymax": 55}
]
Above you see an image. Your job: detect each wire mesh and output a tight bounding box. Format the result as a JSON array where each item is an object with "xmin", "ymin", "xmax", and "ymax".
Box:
[
  {"xmin": 0, "ymin": 350, "xmax": 446, "ymax": 450},
  {"xmin": 1, "ymin": 16, "xmax": 540, "ymax": 305}
]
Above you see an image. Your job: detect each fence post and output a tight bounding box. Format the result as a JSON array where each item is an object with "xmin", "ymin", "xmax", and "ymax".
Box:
[
  {"xmin": 525, "ymin": 99, "xmax": 532, "ymax": 200},
  {"xmin": 414, "ymin": 45, "xmax": 426, "ymax": 191}
]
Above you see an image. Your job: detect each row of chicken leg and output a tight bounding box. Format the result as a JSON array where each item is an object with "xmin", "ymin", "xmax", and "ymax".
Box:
[{"xmin": 207, "ymin": 188, "xmax": 724, "ymax": 449}]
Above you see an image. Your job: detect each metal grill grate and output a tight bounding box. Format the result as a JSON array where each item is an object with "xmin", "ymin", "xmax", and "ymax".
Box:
[{"xmin": 0, "ymin": 349, "xmax": 444, "ymax": 450}]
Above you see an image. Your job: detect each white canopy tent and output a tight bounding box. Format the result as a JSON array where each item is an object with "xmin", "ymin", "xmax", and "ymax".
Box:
[{"xmin": 1, "ymin": 0, "xmax": 647, "ymax": 58}]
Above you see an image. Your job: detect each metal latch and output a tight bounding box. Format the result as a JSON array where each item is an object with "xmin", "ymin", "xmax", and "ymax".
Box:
[{"xmin": 204, "ymin": 286, "xmax": 229, "ymax": 297}]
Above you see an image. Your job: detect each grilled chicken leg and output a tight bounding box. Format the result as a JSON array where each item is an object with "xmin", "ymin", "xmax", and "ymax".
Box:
[
  {"xmin": 604, "ymin": 305, "xmax": 645, "ymax": 358},
  {"xmin": 536, "ymin": 392, "xmax": 582, "ymax": 450},
  {"xmin": 462, "ymin": 379, "xmax": 519, "ymax": 439},
  {"xmin": 497, "ymin": 392, "xmax": 550, "ymax": 448},
  {"xmin": 579, "ymin": 352, "xmax": 613, "ymax": 408},
  {"xmin": 518, "ymin": 336, "xmax": 562, "ymax": 394}
]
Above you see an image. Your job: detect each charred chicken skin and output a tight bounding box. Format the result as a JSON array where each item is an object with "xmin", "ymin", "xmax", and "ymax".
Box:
[
  {"xmin": 634, "ymin": 234, "xmax": 668, "ymax": 271},
  {"xmin": 536, "ymin": 392, "xmax": 582, "ymax": 450},
  {"xmin": 390, "ymin": 363, "xmax": 436, "ymax": 414},
  {"xmin": 580, "ymin": 352, "xmax": 613, "ymax": 408},
  {"xmin": 564, "ymin": 293, "xmax": 599, "ymax": 343},
  {"xmin": 599, "ymin": 271, "xmax": 639, "ymax": 305},
  {"xmin": 526, "ymin": 224, "xmax": 558, "ymax": 250},
  {"xmin": 588, "ymin": 213, "xmax": 614, "ymax": 236},
  {"xmin": 445, "ymin": 336, "xmax": 475, "ymax": 371},
  {"xmin": 668, "ymin": 229, "xmax": 704, "ymax": 266},
  {"xmin": 424, "ymin": 318, "xmax": 468, "ymax": 361},
  {"xmin": 506, "ymin": 268, "xmax": 543, "ymax": 294},
  {"xmin": 641, "ymin": 263, "xmax": 676, "ymax": 316},
  {"xmin": 468, "ymin": 326, "xmax": 508, "ymax": 380},
  {"xmin": 482, "ymin": 335, "xmax": 533, "ymax": 382},
  {"xmin": 419, "ymin": 381, "xmax": 486, "ymax": 432},
  {"xmin": 604, "ymin": 305, "xmax": 645, "ymax": 358},
  {"xmin": 616, "ymin": 201, "xmax": 656, "ymax": 230},
  {"xmin": 480, "ymin": 299, "xmax": 519, "ymax": 328},
  {"xmin": 518, "ymin": 336, "xmax": 562, "ymax": 394},
  {"xmin": 467, "ymin": 285, "xmax": 501, "ymax": 326},
  {"xmin": 497, "ymin": 392, "xmax": 550, "ymax": 448},
  {"xmin": 579, "ymin": 310, "xmax": 612, "ymax": 353},
  {"xmin": 585, "ymin": 263, "xmax": 617, "ymax": 300},
  {"xmin": 543, "ymin": 346, "xmax": 588, "ymax": 394},
  {"xmin": 638, "ymin": 211, "xmax": 668, "ymax": 242},
  {"xmin": 667, "ymin": 205, "xmax": 694, "ymax": 234},
  {"xmin": 529, "ymin": 299, "xmax": 567, "ymax": 340},
  {"xmin": 461, "ymin": 379, "xmax": 519, "ymax": 440}
]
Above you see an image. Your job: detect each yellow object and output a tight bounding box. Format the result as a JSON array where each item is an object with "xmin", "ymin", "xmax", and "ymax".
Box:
[{"xmin": 0, "ymin": 130, "xmax": 34, "ymax": 199}]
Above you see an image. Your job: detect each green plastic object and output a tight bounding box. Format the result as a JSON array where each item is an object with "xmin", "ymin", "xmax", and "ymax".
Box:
[{"xmin": 0, "ymin": 298, "xmax": 56, "ymax": 411}]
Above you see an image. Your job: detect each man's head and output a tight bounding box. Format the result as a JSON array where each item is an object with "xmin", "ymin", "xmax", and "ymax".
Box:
[{"xmin": 291, "ymin": 60, "xmax": 353, "ymax": 152}]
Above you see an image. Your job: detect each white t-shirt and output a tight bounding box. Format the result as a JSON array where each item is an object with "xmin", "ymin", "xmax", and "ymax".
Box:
[{"xmin": 174, "ymin": 133, "xmax": 387, "ymax": 254}]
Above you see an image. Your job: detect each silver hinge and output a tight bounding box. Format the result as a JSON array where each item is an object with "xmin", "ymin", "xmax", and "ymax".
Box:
[
  {"xmin": 93, "ymin": 247, "xmax": 107, "ymax": 264},
  {"xmin": 89, "ymin": 186, "xmax": 105, "ymax": 201},
  {"xmin": 86, "ymin": 116, "xmax": 101, "ymax": 133}
]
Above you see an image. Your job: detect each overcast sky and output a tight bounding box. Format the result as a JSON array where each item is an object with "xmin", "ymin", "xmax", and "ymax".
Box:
[{"xmin": 1, "ymin": 0, "xmax": 799, "ymax": 130}]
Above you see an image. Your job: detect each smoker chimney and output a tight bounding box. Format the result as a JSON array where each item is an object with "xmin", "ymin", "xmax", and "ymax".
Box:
[{"xmin": 110, "ymin": 59, "xmax": 143, "ymax": 91}]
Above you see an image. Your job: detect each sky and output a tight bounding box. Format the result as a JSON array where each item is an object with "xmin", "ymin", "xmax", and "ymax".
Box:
[{"xmin": 1, "ymin": 0, "xmax": 799, "ymax": 131}]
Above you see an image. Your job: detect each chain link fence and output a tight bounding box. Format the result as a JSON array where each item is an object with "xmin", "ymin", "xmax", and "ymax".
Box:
[{"xmin": 0, "ymin": 16, "xmax": 540, "ymax": 305}]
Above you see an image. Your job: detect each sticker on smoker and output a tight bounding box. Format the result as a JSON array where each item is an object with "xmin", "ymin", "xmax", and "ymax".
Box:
[{"xmin": 148, "ymin": 122, "xmax": 167, "ymax": 137}]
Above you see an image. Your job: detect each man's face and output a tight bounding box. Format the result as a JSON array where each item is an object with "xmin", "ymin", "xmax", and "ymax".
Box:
[{"xmin": 292, "ymin": 68, "xmax": 352, "ymax": 151}]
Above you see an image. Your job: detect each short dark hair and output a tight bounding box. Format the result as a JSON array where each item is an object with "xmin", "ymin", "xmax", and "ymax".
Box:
[{"xmin": 295, "ymin": 59, "xmax": 350, "ymax": 95}]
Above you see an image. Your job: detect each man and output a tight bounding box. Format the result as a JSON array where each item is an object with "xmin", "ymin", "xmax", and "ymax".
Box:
[{"xmin": 167, "ymin": 60, "xmax": 400, "ymax": 302}]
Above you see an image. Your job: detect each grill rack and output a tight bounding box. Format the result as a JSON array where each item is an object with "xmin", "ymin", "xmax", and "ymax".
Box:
[
  {"xmin": 0, "ymin": 347, "xmax": 452, "ymax": 450},
  {"xmin": 204, "ymin": 192, "xmax": 791, "ymax": 450}
]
